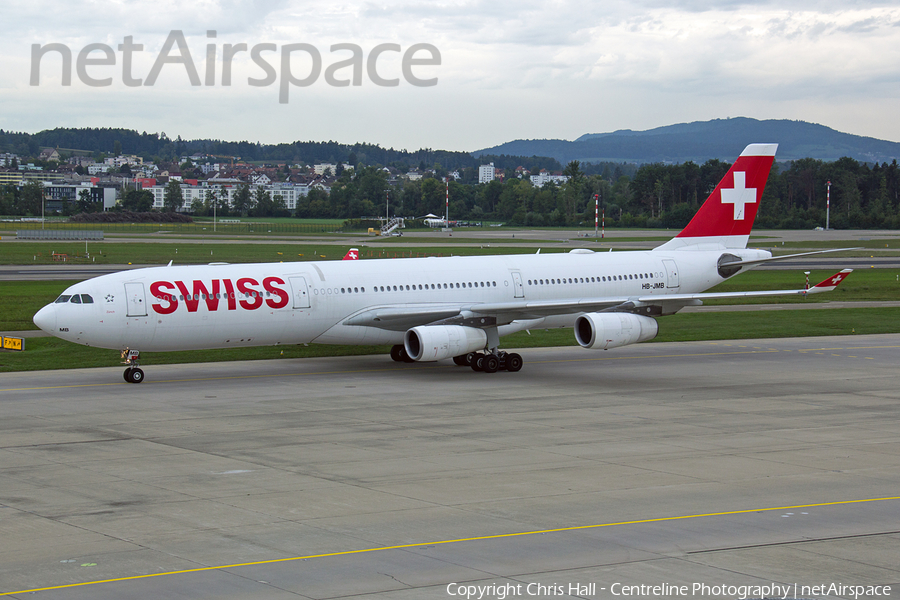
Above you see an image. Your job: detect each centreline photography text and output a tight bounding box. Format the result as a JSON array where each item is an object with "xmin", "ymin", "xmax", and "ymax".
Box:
[{"xmin": 445, "ymin": 581, "xmax": 893, "ymax": 599}]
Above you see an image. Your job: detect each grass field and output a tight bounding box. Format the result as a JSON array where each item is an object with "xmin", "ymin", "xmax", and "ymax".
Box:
[{"xmin": 0, "ymin": 241, "xmax": 525, "ymax": 265}]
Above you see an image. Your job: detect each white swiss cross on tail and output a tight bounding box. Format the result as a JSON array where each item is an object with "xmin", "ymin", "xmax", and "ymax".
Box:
[
  {"xmin": 342, "ymin": 248, "xmax": 359, "ymax": 261},
  {"xmin": 720, "ymin": 172, "xmax": 756, "ymax": 220}
]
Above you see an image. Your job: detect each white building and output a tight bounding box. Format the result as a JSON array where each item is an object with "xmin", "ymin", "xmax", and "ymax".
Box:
[
  {"xmin": 313, "ymin": 163, "xmax": 352, "ymax": 176},
  {"xmin": 478, "ymin": 163, "xmax": 495, "ymax": 184},
  {"xmin": 530, "ymin": 172, "xmax": 569, "ymax": 188},
  {"xmin": 104, "ymin": 155, "xmax": 143, "ymax": 168},
  {"xmin": 147, "ymin": 181, "xmax": 310, "ymax": 212},
  {"xmin": 88, "ymin": 163, "xmax": 112, "ymax": 175}
]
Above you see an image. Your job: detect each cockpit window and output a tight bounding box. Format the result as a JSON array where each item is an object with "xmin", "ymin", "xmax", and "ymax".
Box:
[
  {"xmin": 70, "ymin": 295, "xmax": 82, "ymax": 304},
  {"xmin": 55, "ymin": 295, "xmax": 72, "ymax": 303},
  {"xmin": 81, "ymin": 294, "xmax": 94, "ymax": 304}
]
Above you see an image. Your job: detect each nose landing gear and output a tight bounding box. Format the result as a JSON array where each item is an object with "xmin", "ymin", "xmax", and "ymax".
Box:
[{"xmin": 122, "ymin": 349, "xmax": 144, "ymax": 384}]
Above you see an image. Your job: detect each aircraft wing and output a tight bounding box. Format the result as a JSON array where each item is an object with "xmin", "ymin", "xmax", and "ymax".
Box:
[
  {"xmin": 344, "ymin": 270, "xmax": 852, "ymax": 331},
  {"xmin": 342, "ymin": 298, "xmax": 630, "ymax": 330},
  {"xmin": 343, "ymin": 305, "xmax": 467, "ymax": 330},
  {"xmin": 636, "ymin": 269, "xmax": 853, "ymax": 304}
]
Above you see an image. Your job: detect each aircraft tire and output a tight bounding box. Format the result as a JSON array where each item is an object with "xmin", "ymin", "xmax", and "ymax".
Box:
[
  {"xmin": 505, "ymin": 353, "xmax": 523, "ymax": 372},
  {"xmin": 400, "ymin": 346, "xmax": 416, "ymax": 363},
  {"xmin": 123, "ymin": 369, "xmax": 132, "ymax": 382},
  {"xmin": 471, "ymin": 355, "xmax": 484, "ymax": 372},
  {"xmin": 390, "ymin": 345, "xmax": 405, "ymax": 362},
  {"xmin": 482, "ymin": 355, "xmax": 500, "ymax": 373},
  {"xmin": 130, "ymin": 368, "xmax": 144, "ymax": 383},
  {"xmin": 453, "ymin": 355, "xmax": 468, "ymax": 366}
]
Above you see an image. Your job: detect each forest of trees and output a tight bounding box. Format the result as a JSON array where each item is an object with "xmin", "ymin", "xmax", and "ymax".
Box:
[
  {"xmin": 2, "ymin": 128, "xmax": 899, "ymax": 229},
  {"xmin": 0, "ymin": 127, "xmax": 562, "ymax": 174},
  {"xmin": 283, "ymin": 158, "xmax": 900, "ymax": 230}
]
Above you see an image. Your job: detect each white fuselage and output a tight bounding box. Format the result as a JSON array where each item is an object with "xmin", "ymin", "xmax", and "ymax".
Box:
[{"xmin": 34, "ymin": 247, "xmax": 768, "ymax": 352}]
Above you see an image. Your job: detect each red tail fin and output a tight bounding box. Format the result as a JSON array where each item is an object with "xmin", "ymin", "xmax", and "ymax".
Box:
[
  {"xmin": 656, "ymin": 143, "xmax": 777, "ymax": 250},
  {"xmin": 342, "ymin": 248, "xmax": 359, "ymax": 261}
]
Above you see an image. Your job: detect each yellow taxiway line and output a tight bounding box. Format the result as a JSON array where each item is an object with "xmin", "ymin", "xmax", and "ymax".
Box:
[{"xmin": 3, "ymin": 495, "xmax": 900, "ymax": 596}]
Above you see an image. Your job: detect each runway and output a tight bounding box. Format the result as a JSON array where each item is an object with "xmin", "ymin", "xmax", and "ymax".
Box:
[{"xmin": 1, "ymin": 336, "xmax": 900, "ymax": 599}]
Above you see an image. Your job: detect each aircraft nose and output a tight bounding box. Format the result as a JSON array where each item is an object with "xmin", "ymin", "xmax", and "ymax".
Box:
[{"xmin": 33, "ymin": 304, "xmax": 57, "ymax": 334}]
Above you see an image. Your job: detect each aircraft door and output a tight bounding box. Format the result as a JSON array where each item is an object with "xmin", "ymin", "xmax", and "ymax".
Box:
[
  {"xmin": 289, "ymin": 276, "xmax": 311, "ymax": 309},
  {"xmin": 511, "ymin": 271, "xmax": 525, "ymax": 298},
  {"xmin": 124, "ymin": 282, "xmax": 148, "ymax": 317},
  {"xmin": 662, "ymin": 259, "xmax": 680, "ymax": 289}
]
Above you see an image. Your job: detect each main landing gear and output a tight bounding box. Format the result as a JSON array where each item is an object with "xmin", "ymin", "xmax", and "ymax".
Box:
[
  {"xmin": 454, "ymin": 351, "xmax": 523, "ymax": 373},
  {"xmin": 390, "ymin": 344, "xmax": 416, "ymax": 363},
  {"xmin": 122, "ymin": 348, "xmax": 144, "ymax": 384},
  {"xmin": 388, "ymin": 345, "xmax": 523, "ymax": 373}
]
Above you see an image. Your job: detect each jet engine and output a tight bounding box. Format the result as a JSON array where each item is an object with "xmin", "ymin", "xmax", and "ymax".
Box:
[
  {"xmin": 574, "ymin": 313, "xmax": 658, "ymax": 350},
  {"xmin": 404, "ymin": 325, "xmax": 488, "ymax": 362}
]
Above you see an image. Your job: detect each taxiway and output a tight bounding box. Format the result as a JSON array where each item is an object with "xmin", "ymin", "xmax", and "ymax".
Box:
[{"xmin": 1, "ymin": 336, "xmax": 899, "ymax": 598}]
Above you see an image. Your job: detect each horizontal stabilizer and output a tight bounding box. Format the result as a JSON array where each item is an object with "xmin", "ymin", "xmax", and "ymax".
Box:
[{"xmin": 718, "ymin": 248, "xmax": 861, "ymax": 269}]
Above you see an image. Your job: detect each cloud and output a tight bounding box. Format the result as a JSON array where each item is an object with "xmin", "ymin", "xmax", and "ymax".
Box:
[{"xmin": 3, "ymin": 0, "xmax": 900, "ymax": 148}]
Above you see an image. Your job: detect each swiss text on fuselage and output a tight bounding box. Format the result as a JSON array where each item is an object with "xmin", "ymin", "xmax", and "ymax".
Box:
[{"xmin": 150, "ymin": 277, "xmax": 290, "ymax": 314}]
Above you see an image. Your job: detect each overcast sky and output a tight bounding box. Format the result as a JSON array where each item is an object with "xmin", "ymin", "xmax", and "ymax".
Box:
[{"xmin": 3, "ymin": 0, "xmax": 900, "ymax": 152}]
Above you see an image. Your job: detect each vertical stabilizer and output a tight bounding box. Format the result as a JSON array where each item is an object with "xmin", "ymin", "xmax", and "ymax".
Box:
[{"xmin": 655, "ymin": 143, "xmax": 777, "ymax": 251}]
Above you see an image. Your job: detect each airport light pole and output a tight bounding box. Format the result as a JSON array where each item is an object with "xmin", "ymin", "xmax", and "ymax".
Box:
[{"xmin": 825, "ymin": 180, "xmax": 831, "ymax": 230}]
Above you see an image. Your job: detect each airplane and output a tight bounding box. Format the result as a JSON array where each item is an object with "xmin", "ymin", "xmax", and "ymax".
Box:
[
  {"xmin": 342, "ymin": 248, "xmax": 359, "ymax": 260},
  {"xmin": 33, "ymin": 143, "xmax": 854, "ymax": 383}
]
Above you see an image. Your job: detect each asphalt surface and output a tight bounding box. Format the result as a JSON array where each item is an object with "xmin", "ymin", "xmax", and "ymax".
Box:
[{"xmin": 1, "ymin": 336, "xmax": 899, "ymax": 599}]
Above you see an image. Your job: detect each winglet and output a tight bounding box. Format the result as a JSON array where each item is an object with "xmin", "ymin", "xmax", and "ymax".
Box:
[
  {"xmin": 806, "ymin": 269, "xmax": 853, "ymax": 293},
  {"xmin": 342, "ymin": 248, "xmax": 359, "ymax": 261}
]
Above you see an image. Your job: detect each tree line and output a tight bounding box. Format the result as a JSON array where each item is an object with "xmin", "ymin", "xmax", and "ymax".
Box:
[
  {"xmin": 288, "ymin": 159, "xmax": 900, "ymax": 230},
  {"xmin": 0, "ymin": 127, "xmax": 563, "ymax": 174},
  {"xmin": 3, "ymin": 154, "xmax": 900, "ymax": 230}
]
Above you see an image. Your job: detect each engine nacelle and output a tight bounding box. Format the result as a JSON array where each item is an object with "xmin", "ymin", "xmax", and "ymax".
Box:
[
  {"xmin": 404, "ymin": 325, "xmax": 488, "ymax": 362},
  {"xmin": 574, "ymin": 313, "xmax": 658, "ymax": 350}
]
